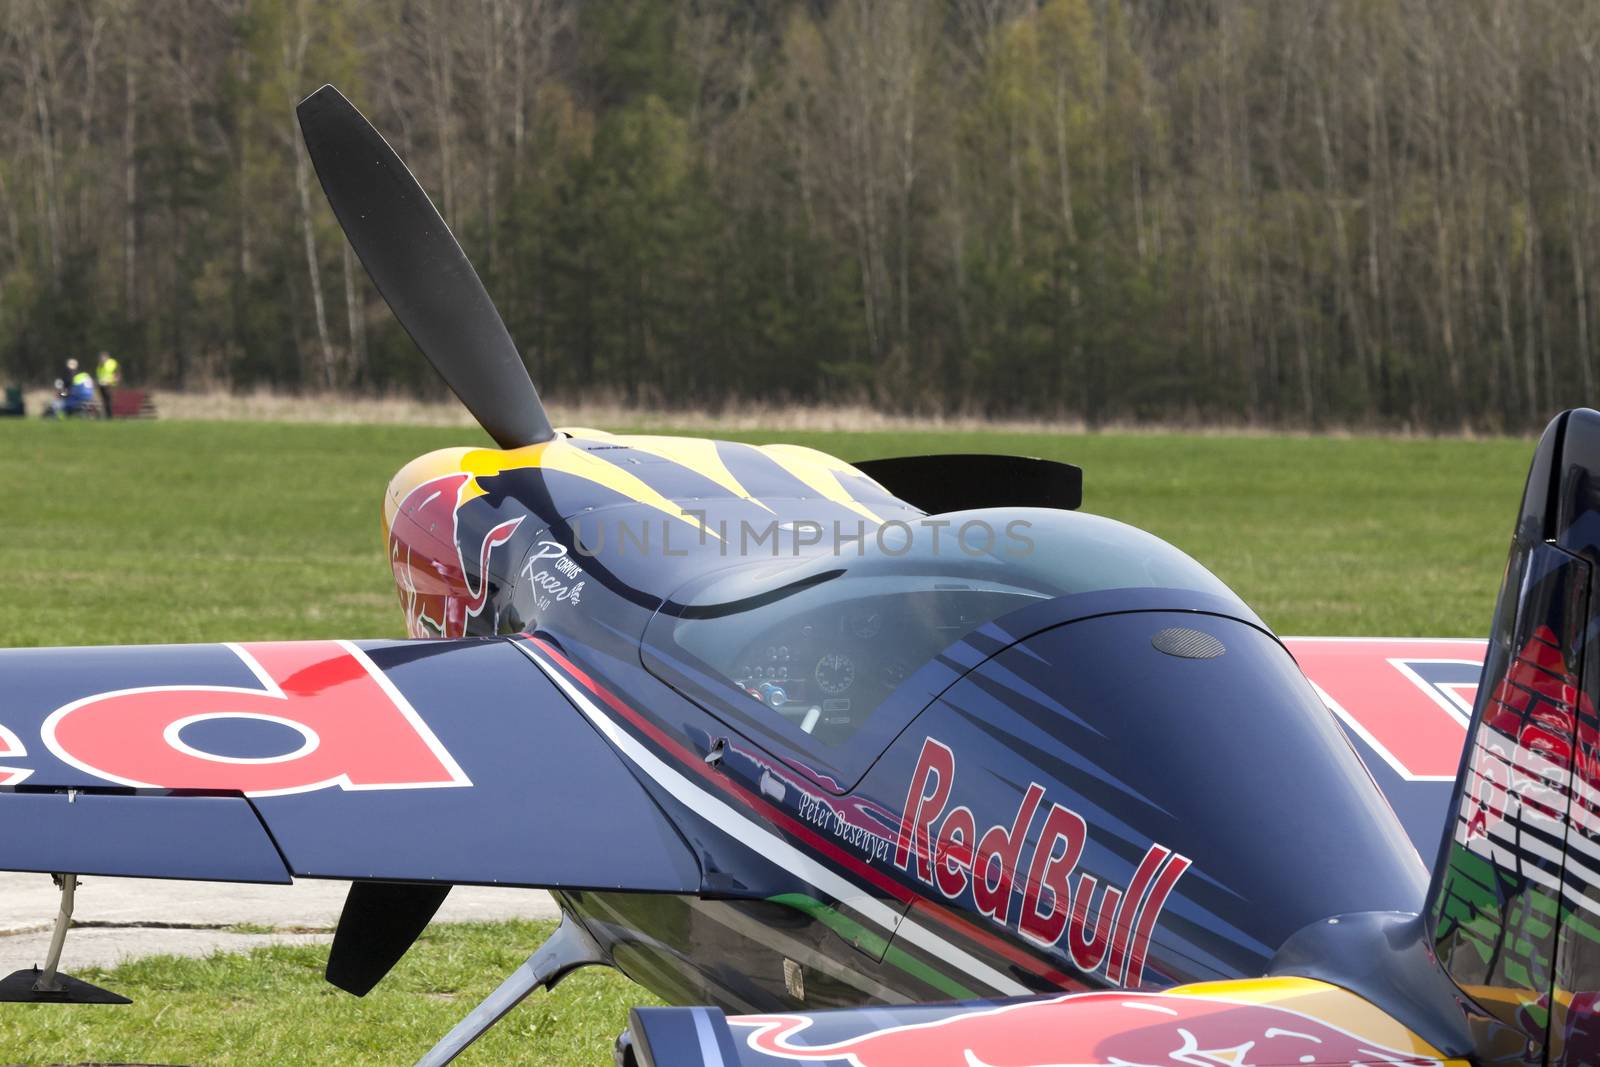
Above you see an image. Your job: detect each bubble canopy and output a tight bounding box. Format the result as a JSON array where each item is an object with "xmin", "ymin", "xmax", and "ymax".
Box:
[{"xmin": 643, "ymin": 508, "xmax": 1254, "ymax": 775}]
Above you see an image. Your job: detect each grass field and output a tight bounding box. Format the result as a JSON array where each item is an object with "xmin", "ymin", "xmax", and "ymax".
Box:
[
  {"xmin": 0, "ymin": 417, "xmax": 1540, "ymax": 1064},
  {"xmin": 0, "ymin": 419, "xmax": 1536, "ymax": 646},
  {"xmin": 1, "ymin": 921, "xmax": 638, "ymax": 1065}
]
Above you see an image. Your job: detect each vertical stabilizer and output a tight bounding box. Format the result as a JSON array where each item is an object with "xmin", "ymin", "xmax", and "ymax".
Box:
[{"xmin": 1430, "ymin": 409, "xmax": 1600, "ymax": 1064}]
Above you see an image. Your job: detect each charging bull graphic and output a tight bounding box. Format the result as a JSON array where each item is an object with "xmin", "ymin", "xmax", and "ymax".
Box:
[
  {"xmin": 389, "ymin": 472, "xmax": 524, "ymax": 638},
  {"xmin": 733, "ymin": 990, "xmax": 1440, "ymax": 1067}
]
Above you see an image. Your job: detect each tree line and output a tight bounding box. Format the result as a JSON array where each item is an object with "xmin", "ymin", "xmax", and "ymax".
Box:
[{"xmin": 4, "ymin": 0, "xmax": 1599, "ymax": 431}]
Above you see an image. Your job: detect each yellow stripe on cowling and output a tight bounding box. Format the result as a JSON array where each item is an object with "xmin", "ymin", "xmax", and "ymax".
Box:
[
  {"xmin": 455, "ymin": 438, "xmax": 718, "ymax": 539},
  {"xmin": 454, "ymin": 443, "xmax": 541, "ymax": 505},
  {"xmin": 609, "ymin": 434, "xmax": 772, "ymax": 513},
  {"xmin": 564, "ymin": 427, "xmax": 763, "ymax": 504},
  {"xmin": 758, "ymin": 443, "xmax": 884, "ymax": 524},
  {"xmin": 1164, "ymin": 976, "xmax": 1458, "ymax": 1061},
  {"xmin": 385, "ymin": 433, "xmax": 885, "ymax": 542}
]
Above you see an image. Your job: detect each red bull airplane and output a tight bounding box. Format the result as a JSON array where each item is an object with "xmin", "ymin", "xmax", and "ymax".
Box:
[{"xmin": 0, "ymin": 86, "xmax": 1585, "ymax": 1067}]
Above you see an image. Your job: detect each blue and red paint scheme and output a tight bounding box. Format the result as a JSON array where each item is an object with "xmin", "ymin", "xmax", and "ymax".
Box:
[
  {"xmin": 11, "ymin": 76, "xmax": 1599, "ymax": 1067},
  {"xmin": 617, "ymin": 407, "xmax": 1600, "ymax": 1067},
  {"xmin": 0, "ymin": 418, "xmax": 1526, "ymax": 1065}
]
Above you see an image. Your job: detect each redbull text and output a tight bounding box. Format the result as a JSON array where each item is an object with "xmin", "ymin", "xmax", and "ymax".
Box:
[{"xmin": 893, "ymin": 737, "xmax": 1190, "ymax": 987}]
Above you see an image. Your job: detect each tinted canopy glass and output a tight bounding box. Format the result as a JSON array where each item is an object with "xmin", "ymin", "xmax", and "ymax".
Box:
[{"xmin": 645, "ymin": 507, "xmax": 1250, "ymax": 763}]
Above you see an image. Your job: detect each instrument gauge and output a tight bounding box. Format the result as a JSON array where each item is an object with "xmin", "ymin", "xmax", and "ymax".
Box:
[
  {"xmin": 815, "ymin": 653, "xmax": 856, "ymax": 695},
  {"xmin": 848, "ymin": 609, "xmax": 883, "ymax": 640}
]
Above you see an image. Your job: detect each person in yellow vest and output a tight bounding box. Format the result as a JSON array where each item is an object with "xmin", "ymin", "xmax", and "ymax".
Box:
[{"xmin": 95, "ymin": 351, "xmax": 121, "ymax": 419}]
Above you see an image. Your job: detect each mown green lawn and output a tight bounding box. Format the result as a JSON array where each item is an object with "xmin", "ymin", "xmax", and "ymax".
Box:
[
  {"xmin": 0, "ymin": 417, "xmax": 1538, "ymax": 1064},
  {"xmin": 0, "ymin": 920, "xmax": 637, "ymax": 1065},
  {"xmin": 0, "ymin": 419, "xmax": 1535, "ymax": 647}
]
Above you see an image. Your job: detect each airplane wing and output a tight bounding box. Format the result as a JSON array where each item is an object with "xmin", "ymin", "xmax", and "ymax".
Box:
[
  {"xmin": 0, "ymin": 636, "xmax": 701, "ymax": 892},
  {"xmin": 1285, "ymin": 637, "xmax": 1483, "ymax": 860},
  {"xmin": 0, "ymin": 634, "xmax": 1477, "ymax": 885},
  {"xmin": 625, "ymin": 975, "xmax": 1460, "ymax": 1066}
]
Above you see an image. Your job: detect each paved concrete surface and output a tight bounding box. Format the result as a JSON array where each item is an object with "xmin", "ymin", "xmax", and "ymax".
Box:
[{"xmin": 0, "ymin": 873, "xmax": 557, "ymax": 972}]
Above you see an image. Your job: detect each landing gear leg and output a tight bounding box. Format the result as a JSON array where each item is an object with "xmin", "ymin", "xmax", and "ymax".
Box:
[
  {"xmin": 414, "ymin": 913, "xmax": 606, "ymax": 1066},
  {"xmin": 0, "ymin": 873, "xmax": 130, "ymax": 1004}
]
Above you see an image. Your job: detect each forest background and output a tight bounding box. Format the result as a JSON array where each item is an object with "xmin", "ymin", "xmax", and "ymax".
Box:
[{"xmin": 4, "ymin": 0, "xmax": 1597, "ymax": 431}]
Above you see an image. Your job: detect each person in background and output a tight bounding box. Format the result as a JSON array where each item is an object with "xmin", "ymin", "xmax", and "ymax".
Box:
[
  {"xmin": 95, "ymin": 350, "xmax": 121, "ymax": 419},
  {"xmin": 48, "ymin": 359, "xmax": 96, "ymax": 418}
]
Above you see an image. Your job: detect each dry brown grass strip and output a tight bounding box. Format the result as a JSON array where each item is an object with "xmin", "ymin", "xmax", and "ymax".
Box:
[{"xmin": 18, "ymin": 386, "xmax": 1514, "ymax": 438}]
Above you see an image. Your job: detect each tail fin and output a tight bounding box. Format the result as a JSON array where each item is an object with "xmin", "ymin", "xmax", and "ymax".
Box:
[{"xmin": 1429, "ymin": 408, "xmax": 1600, "ymax": 1064}]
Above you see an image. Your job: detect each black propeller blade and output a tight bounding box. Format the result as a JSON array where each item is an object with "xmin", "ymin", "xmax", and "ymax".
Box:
[
  {"xmin": 325, "ymin": 881, "xmax": 451, "ymax": 997},
  {"xmin": 296, "ymin": 85, "xmax": 554, "ymax": 449}
]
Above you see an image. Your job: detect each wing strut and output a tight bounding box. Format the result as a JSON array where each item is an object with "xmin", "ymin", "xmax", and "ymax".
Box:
[{"xmin": 414, "ymin": 913, "xmax": 607, "ymax": 1067}]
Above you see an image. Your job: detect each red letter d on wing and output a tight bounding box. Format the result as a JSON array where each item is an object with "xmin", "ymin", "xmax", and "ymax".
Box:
[{"xmin": 43, "ymin": 641, "xmax": 471, "ymax": 796}]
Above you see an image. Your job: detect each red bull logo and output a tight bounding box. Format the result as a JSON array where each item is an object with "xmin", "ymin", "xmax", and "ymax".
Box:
[
  {"xmin": 389, "ymin": 472, "xmax": 524, "ymax": 638},
  {"xmin": 734, "ymin": 990, "xmax": 1440, "ymax": 1067},
  {"xmin": 39, "ymin": 641, "xmax": 470, "ymax": 796},
  {"xmin": 894, "ymin": 737, "xmax": 1190, "ymax": 986}
]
